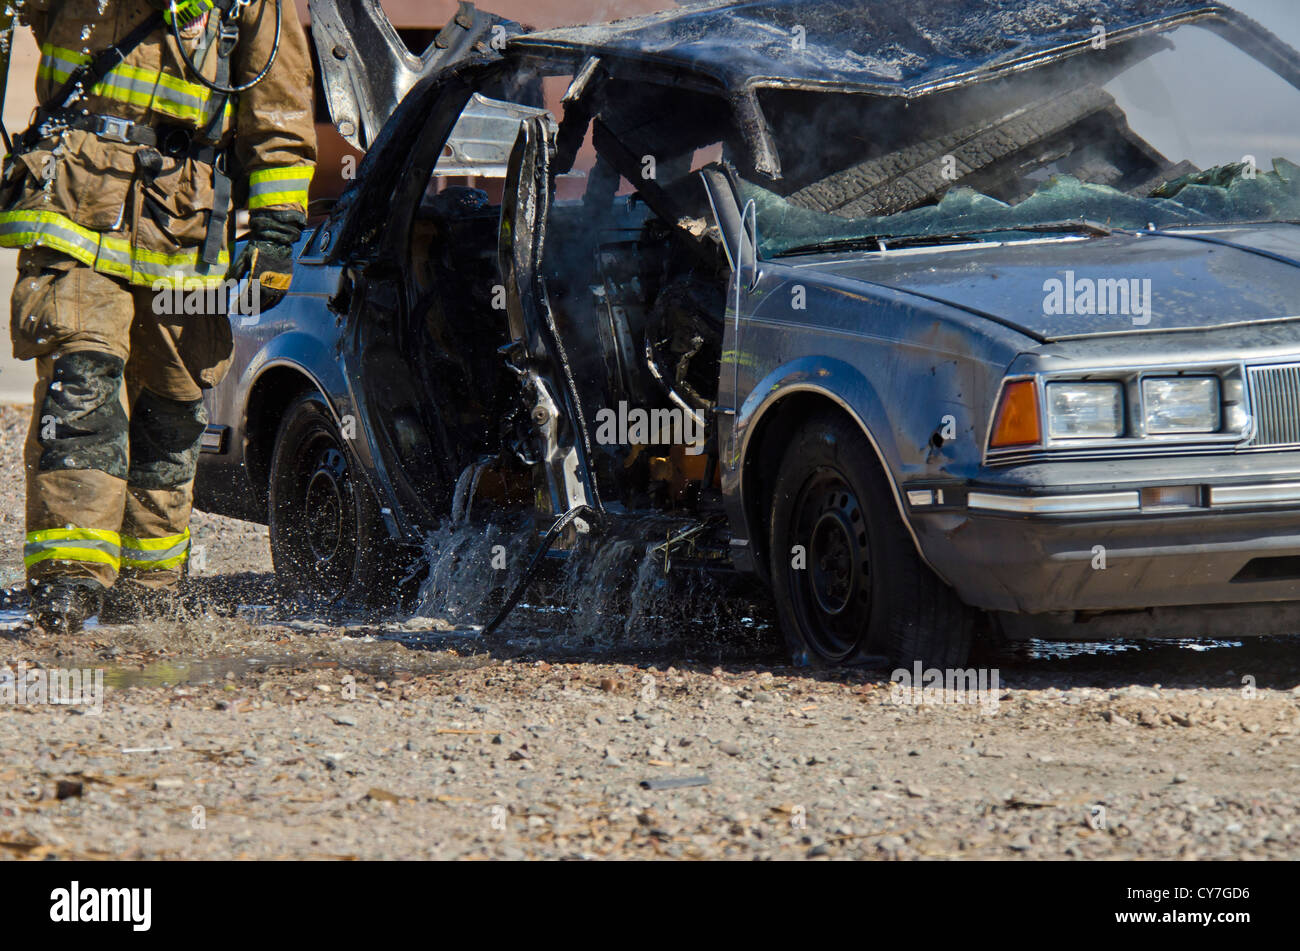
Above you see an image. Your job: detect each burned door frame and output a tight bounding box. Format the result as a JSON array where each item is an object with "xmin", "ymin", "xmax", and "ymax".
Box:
[{"xmin": 498, "ymin": 116, "xmax": 604, "ymax": 523}]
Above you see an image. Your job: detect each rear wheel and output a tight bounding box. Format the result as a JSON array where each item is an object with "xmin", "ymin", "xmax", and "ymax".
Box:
[
  {"xmin": 768, "ymin": 411, "xmax": 973, "ymax": 668},
  {"xmin": 268, "ymin": 391, "xmax": 392, "ymax": 608}
]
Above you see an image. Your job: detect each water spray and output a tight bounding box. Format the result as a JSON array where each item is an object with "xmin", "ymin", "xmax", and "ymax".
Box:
[{"xmin": 480, "ymin": 504, "xmax": 600, "ymax": 635}]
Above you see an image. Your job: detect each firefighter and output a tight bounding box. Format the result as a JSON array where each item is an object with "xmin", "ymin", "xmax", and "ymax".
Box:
[{"xmin": 1, "ymin": 0, "xmax": 316, "ymax": 631}]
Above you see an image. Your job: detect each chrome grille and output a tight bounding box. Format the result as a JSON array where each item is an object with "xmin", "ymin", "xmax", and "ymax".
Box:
[{"xmin": 1248, "ymin": 363, "xmax": 1300, "ymax": 448}]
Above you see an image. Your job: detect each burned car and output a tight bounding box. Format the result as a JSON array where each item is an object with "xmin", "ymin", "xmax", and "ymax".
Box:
[{"xmin": 195, "ymin": 0, "xmax": 1300, "ymax": 666}]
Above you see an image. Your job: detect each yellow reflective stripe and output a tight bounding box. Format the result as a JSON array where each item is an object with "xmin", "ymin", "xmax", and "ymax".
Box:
[
  {"xmin": 24, "ymin": 528, "xmax": 122, "ymax": 570},
  {"xmin": 0, "ymin": 208, "xmax": 107, "ymax": 265},
  {"xmin": 120, "ymin": 530, "xmax": 190, "ymax": 571},
  {"xmin": 27, "ymin": 527, "xmax": 121, "ymax": 545},
  {"xmin": 120, "ymin": 553, "xmax": 188, "ymax": 571},
  {"xmin": 248, "ymin": 166, "xmax": 313, "ymax": 210},
  {"xmin": 121, "ymin": 530, "xmax": 190, "ymax": 552},
  {"xmin": 25, "ymin": 547, "xmax": 121, "ymax": 569},
  {"xmin": 39, "ymin": 44, "xmax": 231, "ymax": 126},
  {"xmin": 248, "ymin": 191, "xmax": 309, "ymax": 209},
  {"xmin": 132, "ymin": 244, "xmax": 231, "ymax": 284},
  {"xmin": 0, "ymin": 209, "xmax": 230, "ymax": 288},
  {"xmin": 39, "ymin": 54, "xmax": 226, "ymax": 127}
]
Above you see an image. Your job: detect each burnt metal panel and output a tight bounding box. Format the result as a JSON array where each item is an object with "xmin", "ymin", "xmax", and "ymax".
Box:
[{"xmin": 309, "ymin": 0, "xmax": 520, "ymax": 150}]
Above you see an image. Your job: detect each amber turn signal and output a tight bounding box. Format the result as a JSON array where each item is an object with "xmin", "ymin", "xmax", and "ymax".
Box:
[{"xmin": 990, "ymin": 379, "xmax": 1042, "ymax": 448}]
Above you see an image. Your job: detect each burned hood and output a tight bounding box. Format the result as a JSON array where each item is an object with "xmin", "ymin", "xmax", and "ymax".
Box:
[
  {"xmin": 308, "ymin": 0, "xmax": 521, "ymax": 150},
  {"xmin": 789, "ymin": 224, "xmax": 1300, "ymax": 341},
  {"xmin": 513, "ymin": 0, "xmax": 1229, "ymax": 94}
]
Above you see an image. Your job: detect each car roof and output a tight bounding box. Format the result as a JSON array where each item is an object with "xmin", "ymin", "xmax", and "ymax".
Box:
[{"xmin": 510, "ymin": 0, "xmax": 1230, "ymax": 94}]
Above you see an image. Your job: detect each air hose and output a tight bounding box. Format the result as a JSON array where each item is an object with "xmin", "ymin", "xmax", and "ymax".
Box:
[
  {"xmin": 480, "ymin": 504, "xmax": 599, "ymax": 635},
  {"xmin": 170, "ymin": 0, "xmax": 282, "ymax": 94}
]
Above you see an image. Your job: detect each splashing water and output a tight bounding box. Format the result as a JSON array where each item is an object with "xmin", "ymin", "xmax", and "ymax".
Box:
[
  {"xmin": 415, "ymin": 520, "xmax": 531, "ymax": 627},
  {"xmin": 415, "ymin": 514, "xmax": 763, "ymax": 654},
  {"xmin": 416, "ymin": 458, "xmax": 772, "ymax": 659},
  {"xmin": 547, "ymin": 527, "xmax": 759, "ymax": 654},
  {"xmin": 554, "ymin": 535, "xmax": 643, "ymax": 644}
]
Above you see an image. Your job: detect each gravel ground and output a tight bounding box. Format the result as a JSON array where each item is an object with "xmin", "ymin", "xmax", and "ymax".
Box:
[
  {"xmin": 3, "ymin": 402, "xmax": 1300, "ymax": 860},
  {"xmin": 1, "ymin": 405, "xmax": 29, "ymax": 593}
]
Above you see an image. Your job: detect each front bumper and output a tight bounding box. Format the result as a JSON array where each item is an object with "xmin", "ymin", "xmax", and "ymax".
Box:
[{"xmin": 909, "ymin": 451, "xmax": 1300, "ymax": 618}]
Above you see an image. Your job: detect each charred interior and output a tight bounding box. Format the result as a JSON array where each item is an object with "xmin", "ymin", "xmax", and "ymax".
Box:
[
  {"xmin": 356, "ymin": 64, "xmax": 738, "ymax": 531},
  {"xmin": 540, "ymin": 77, "xmax": 734, "ymax": 517}
]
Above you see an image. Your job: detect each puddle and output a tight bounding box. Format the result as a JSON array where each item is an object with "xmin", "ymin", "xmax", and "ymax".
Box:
[
  {"xmin": 102, "ymin": 655, "xmax": 301, "ymax": 688},
  {"xmin": 4, "ymin": 575, "xmax": 1293, "ymax": 679},
  {"xmin": 0, "ymin": 606, "xmax": 28, "ymax": 633},
  {"xmin": 1018, "ymin": 637, "xmax": 1245, "ymax": 660}
]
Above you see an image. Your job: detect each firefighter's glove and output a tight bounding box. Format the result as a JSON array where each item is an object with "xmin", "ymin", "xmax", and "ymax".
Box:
[{"xmin": 228, "ymin": 209, "xmax": 306, "ymax": 312}]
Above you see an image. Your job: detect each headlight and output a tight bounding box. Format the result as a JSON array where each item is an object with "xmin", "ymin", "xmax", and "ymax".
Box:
[
  {"xmin": 1142, "ymin": 377, "xmax": 1221, "ymax": 434},
  {"xmin": 1046, "ymin": 382, "xmax": 1124, "ymax": 438}
]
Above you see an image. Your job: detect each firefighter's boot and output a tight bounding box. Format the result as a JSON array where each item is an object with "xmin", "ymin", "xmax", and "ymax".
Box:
[{"xmin": 29, "ymin": 579, "xmax": 106, "ymax": 634}]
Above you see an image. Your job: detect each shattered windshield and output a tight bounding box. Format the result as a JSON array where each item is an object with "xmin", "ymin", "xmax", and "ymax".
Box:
[{"xmin": 744, "ymin": 23, "xmax": 1300, "ymax": 256}]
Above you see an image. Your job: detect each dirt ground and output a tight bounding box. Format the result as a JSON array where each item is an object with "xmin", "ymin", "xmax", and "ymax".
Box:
[{"xmin": 2, "ymin": 402, "xmax": 1300, "ymax": 860}]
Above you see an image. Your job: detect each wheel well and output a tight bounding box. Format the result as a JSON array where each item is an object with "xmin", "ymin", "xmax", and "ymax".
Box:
[
  {"xmin": 742, "ymin": 392, "xmax": 890, "ymax": 580},
  {"xmin": 243, "ymin": 367, "xmax": 318, "ymax": 517}
]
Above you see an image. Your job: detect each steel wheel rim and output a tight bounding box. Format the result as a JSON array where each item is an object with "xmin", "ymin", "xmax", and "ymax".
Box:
[
  {"xmin": 295, "ymin": 429, "xmax": 356, "ymax": 594},
  {"xmin": 789, "ymin": 468, "xmax": 871, "ymax": 660}
]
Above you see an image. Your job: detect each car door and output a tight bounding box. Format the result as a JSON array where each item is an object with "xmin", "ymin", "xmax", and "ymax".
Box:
[
  {"xmin": 323, "ymin": 75, "xmax": 558, "ymax": 535},
  {"xmin": 326, "ymin": 71, "xmax": 502, "ymax": 540},
  {"xmin": 308, "ymin": 2, "xmax": 535, "ymax": 540}
]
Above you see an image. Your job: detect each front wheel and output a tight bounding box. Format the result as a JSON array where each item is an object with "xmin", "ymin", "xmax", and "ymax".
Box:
[
  {"xmin": 768, "ymin": 412, "xmax": 973, "ymax": 668},
  {"xmin": 268, "ymin": 390, "xmax": 392, "ymax": 609}
]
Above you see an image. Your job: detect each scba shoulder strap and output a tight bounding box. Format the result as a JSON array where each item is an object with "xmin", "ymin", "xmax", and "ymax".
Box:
[
  {"xmin": 21, "ymin": 1, "xmax": 242, "ymax": 150},
  {"xmin": 196, "ymin": 3, "xmax": 241, "ymax": 264},
  {"xmin": 46, "ymin": 12, "xmax": 166, "ymax": 113},
  {"xmin": 10, "ymin": 12, "xmax": 162, "ymax": 154}
]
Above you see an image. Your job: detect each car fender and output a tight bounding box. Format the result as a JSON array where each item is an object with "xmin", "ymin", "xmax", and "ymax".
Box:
[
  {"xmin": 727, "ymin": 355, "xmax": 946, "ymax": 581},
  {"xmin": 241, "ymin": 333, "xmax": 350, "ymax": 428}
]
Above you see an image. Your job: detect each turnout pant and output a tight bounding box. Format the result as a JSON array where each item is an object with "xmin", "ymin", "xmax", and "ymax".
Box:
[{"xmin": 12, "ymin": 250, "xmax": 232, "ymax": 590}]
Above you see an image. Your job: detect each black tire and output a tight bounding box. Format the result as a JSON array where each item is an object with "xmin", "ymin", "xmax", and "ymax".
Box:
[
  {"xmin": 268, "ymin": 390, "xmax": 392, "ymax": 609},
  {"xmin": 768, "ymin": 411, "xmax": 973, "ymax": 668}
]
